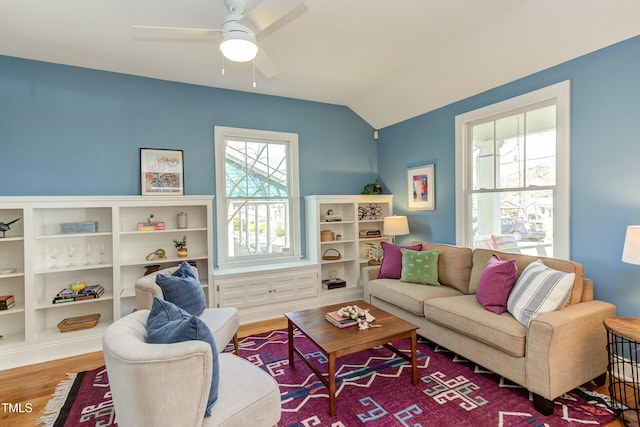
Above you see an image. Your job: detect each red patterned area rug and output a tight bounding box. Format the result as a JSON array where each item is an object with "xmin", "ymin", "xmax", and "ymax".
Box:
[{"xmin": 39, "ymin": 329, "xmax": 616, "ymax": 427}]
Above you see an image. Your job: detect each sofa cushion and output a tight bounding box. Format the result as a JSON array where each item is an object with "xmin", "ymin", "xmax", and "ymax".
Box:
[
  {"xmin": 418, "ymin": 242, "xmax": 473, "ymax": 294},
  {"xmin": 369, "ymin": 278, "xmax": 463, "ymax": 317},
  {"xmin": 400, "ymin": 249, "xmax": 440, "ymax": 285},
  {"xmin": 425, "ymin": 295, "xmax": 527, "ymax": 357},
  {"xmin": 378, "ymin": 242, "xmax": 423, "ymax": 279},
  {"xmin": 147, "ymin": 298, "xmax": 219, "ymax": 417},
  {"xmin": 156, "ymin": 261, "xmax": 206, "ymax": 316},
  {"xmin": 476, "ymin": 254, "xmax": 518, "ymax": 314},
  {"xmin": 507, "ymin": 260, "xmax": 575, "ymax": 327},
  {"xmin": 469, "ymin": 248, "xmax": 584, "ymax": 305}
]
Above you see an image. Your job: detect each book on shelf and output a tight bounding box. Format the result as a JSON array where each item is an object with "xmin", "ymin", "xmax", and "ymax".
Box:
[
  {"xmin": 359, "ymin": 230, "xmax": 381, "ymax": 238},
  {"xmin": 0, "ymin": 295, "xmax": 15, "ymax": 310},
  {"xmin": 52, "ymin": 285, "xmax": 105, "ymax": 304},
  {"xmin": 137, "ymin": 221, "xmax": 165, "ymax": 231}
]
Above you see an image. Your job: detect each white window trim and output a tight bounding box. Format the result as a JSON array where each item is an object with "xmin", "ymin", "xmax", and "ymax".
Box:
[
  {"xmin": 455, "ymin": 81, "xmax": 571, "ymax": 259},
  {"xmin": 214, "ymin": 126, "xmax": 301, "ymax": 269}
]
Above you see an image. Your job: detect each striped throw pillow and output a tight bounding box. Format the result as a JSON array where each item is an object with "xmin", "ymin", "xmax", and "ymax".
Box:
[{"xmin": 507, "ymin": 260, "xmax": 575, "ymax": 327}]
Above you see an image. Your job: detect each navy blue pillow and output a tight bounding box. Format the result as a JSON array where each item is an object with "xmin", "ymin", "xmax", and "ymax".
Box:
[
  {"xmin": 155, "ymin": 261, "xmax": 206, "ymax": 316},
  {"xmin": 147, "ymin": 298, "xmax": 219, "ymax": 417}
]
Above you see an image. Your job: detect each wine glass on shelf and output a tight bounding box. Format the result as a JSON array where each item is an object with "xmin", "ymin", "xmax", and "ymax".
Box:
[
  {"xmin": 84, "ymin": 243, "xmax": 93, "ymax": 265},
  {"xmin": 66, "ymin": 244, "xmax": 75, "ymax": 267},
  {"xmin": 49, "ymin": 246, "xmax": 59, "ymax": 269},
  {"xmin": 98, "ymin": 243, "xmax": 105, "ymax": 264}
]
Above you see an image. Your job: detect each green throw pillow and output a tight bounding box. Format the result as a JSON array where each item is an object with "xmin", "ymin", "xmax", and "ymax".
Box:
[{"xmin": 400, "ymin": 249, "xmax": 440, "ymax": 285}]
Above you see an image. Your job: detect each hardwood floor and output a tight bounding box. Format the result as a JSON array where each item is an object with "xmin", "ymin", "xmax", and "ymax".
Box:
[{"xmin": 0, "ymin": 315, "xmax": 623, "ymax": 427}]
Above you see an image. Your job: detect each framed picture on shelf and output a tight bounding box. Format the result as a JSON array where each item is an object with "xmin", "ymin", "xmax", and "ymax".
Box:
[
  {"xmin": 407, "ymin": 164, "xmax": 435, "ymax": 210},
  {"xmin": 140, "ymin": 148, "xmax": 184, "ymax": 196}
]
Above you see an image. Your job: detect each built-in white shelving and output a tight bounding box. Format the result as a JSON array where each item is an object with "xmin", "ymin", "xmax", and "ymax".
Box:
[
  {"xmin": 305, "ymin": 195, "xmax": 393, "ymax": 303},
  {"xmin": 0, "ymin": 196, "xmax": 214, "ymax": 369}
]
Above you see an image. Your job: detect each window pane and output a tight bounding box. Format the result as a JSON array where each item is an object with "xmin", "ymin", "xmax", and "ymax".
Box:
[
  {"xmin": 525, "ymin": 105, "xmax": 556, "ymax": 187},
  {"xmin": 472, "ymin": 121, "xmax": 495, "ymax": 190},
  {"xmin": 225, "ymin": 139, "xmax": 289, "ymax": 199},
  {"xmin": 472, "ymin": 189, "xmax": 553, "ymax": 257},
  {"xmin": 227, "ymin": 200, "xmax": 289, "ymax": 258},
  {"xmin": 497, "ymin": 113, "xmax": 525, "ymax": 189}
]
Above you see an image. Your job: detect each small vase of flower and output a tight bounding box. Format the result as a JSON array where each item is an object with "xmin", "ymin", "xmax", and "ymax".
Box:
[{"xmin": 173, "ymin": 235, "xmax": 188, "ymax": 258}]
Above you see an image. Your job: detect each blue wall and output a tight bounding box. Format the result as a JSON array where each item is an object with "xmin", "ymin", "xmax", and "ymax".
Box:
[
  {"xmin": 0, "ymin": 56, "xmax": 377, "ymax": 197},
  {"xmin": 0, "ymin": 55, "xmax": 378, "ymax": 258},
  {"xmin": 378, "ymin": 35, "xmax": 640, "ymax": 316}
]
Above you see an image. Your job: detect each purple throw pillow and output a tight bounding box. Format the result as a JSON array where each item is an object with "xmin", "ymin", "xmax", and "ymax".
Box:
[
  {"xmin": 378, "ymin": 241, "xmax": 423, "ymax": 279},
  {"xmin": 476, "ymin": 254, "xmax": 518, "ymax": 314}
]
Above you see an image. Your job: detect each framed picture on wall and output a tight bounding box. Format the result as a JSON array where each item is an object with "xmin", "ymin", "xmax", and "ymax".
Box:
[
  {"xmin": 140, "ymin": 148, "xmax": 184, "ymax": 195},
  {"xmin": 407, "ymin": 164, "xmax": 435, "ymax": 210}
]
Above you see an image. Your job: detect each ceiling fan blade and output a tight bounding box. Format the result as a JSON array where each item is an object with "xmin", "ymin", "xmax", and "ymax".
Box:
[
  {"xmin": 239, "ymin": 0, "xmax": 305, "ymax": 34},
  {"xmin": 132, "ymin": 25, "xmax": 223, "ymax": 36},
  {"xmin": 255, "ymin": 48, "xmax": 279, "ymax": 78}
]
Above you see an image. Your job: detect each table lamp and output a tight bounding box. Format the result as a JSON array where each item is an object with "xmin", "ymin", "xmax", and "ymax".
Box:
[
  {"xmin": 623, "ymin": 226, "xmax": 640, "ymax": 265},
  {"xmin": 383, "ymin": 215, "xmax": 410, "ymax": 244}
]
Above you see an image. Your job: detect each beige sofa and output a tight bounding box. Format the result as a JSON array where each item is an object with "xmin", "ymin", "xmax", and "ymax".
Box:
[{"xmin": 363, "ymin": 242, "xmax": 616, "ymax": 415}]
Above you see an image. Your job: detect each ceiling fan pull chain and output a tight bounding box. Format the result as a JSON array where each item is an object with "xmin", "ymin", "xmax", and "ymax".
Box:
[{"xmin": 221, "ymin": 52, "xmax": 226, "ymax": 75}]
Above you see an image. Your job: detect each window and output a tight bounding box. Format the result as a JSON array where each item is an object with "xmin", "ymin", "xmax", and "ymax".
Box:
[
  {"xmin": 455, "ymin": 81, "xmax": 570, "ymax": 259},
  {"xmin": 214, "ymin": 126, "xmax": 301, "ymax": 267}
]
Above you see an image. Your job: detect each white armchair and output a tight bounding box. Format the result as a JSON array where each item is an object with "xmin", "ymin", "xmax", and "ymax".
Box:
[
  {"xmin": 103, "ymin": 310, "xmax": 281, "ymax": 427},
  {"xmin": 135, "ymin": 265, "xmax": 239, "ymax": 354}
]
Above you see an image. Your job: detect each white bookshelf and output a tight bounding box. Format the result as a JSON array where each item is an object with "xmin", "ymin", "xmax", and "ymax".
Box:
[
  {"xmin": 0, "ymin": 196, "xmax": 213, "ymax": 369},
  {"xmin": 305, "ymin": 195, "xmax": 393, "ymax": 303}
]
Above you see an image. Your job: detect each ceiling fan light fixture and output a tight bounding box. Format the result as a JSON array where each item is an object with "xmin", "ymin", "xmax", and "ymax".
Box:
[{"xmin": 220, "ymin": 31, "xmax": 258, "ymax": 62}]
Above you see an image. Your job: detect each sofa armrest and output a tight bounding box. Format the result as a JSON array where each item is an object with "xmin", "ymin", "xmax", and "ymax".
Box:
[
  {"xmin": 362, "ymin": 266, "xmax": 381, "ymax": 303},
  {"xmin": 525, "ymin": 300, "xmax": 616, "ymax": 400}
]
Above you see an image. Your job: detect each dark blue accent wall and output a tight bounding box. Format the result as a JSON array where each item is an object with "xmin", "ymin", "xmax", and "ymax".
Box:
[{"xmin": 378, "ymin": 35, "xmax": 640, "ymax": 316}]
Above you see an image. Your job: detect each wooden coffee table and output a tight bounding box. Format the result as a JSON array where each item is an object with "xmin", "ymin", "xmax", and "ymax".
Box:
[{"xmin": 284, "ymin": 300, "xmax": 419, "ymax": 416}]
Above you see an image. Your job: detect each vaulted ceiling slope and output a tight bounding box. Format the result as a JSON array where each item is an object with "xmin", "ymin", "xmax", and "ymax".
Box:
[{"xmin": 2, "ymin": 0, "xmax": 639, "ymax": 129}]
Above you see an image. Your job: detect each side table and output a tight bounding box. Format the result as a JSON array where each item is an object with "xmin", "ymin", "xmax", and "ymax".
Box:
[{"xmin": 604, "ymin": 317, "xmax": 640, "ymax": 427}]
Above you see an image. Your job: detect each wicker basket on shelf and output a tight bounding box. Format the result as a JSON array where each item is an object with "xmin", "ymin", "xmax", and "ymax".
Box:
[
  {"xmin": 322, "ymin": 248, "xmax": 342, "ymax": 260},
  {"xmin": 57, "ymin": 313, "xmax": 101, "ymax": 333},
  {"xmin": 320, "ymin": 230, "xmax": 335, "ymax": 242}
]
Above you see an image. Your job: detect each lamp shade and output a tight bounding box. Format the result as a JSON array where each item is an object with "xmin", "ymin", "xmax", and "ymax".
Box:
[
  {"xmin": 383, "ymin": 216, "xmax": 409, "ymax": 236},
  {"xmin": 623, "ymin": 226, "xmax": 640, "ymax": 265},
  {"xmin": 220, "ymin": 32, "xmax": 258, "ymax": 62}
]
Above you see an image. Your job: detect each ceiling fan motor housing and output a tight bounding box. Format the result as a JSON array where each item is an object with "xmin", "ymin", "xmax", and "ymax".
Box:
[{"xmin": 220, "ymin": 10, "xmax": 258, "ymax": 62}]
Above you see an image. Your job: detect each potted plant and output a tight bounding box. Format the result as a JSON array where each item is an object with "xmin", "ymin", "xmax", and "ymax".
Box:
[
  {"xmin": 361, "ymin": 178, "xmax": 382, "ymax": 195},
  {"xmin": 172, "ymin": 235, "xmax": 188, "ymax": 258},
  {"xmin": 366, "ymin": 242, "xmax": 383, "ymax": 264}
]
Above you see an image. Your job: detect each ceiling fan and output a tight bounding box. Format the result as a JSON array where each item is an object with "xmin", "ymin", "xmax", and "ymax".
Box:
[{"xmin": 132, "ymin": 0, "xmax": 305, "ymax": 79}]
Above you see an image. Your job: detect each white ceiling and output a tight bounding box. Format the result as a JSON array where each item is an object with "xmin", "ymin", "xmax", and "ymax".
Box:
[{"xmin": 2, "ymin": 0, "xmax": 639, "ymax": 129}]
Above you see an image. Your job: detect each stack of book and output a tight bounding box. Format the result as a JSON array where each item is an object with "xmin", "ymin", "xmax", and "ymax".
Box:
[
  {"xmin": 359, "ymin": 229, "xmax": 381, "ymax": 238},
  {"xmin": 325, "ymin": 310, "xmax": 358, "ymax": 328},
  {"xmin": 137, "ymin": 221, "xmax": 165, "ymax": 231},
  {"xmin": 53, "ymin": 284, "xmax": 105, "ymax": 304},
  {"xmin": 0, "ymin": 295, "xmax": 15, "ymax": 310}
]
